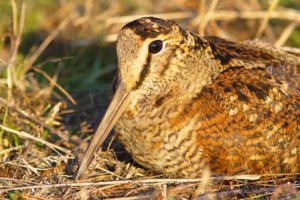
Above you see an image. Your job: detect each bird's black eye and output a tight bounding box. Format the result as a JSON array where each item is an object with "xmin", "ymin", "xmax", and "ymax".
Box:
[{"xmin": 148, "ymin": 40, "xmax": 163, "ymax": 54}]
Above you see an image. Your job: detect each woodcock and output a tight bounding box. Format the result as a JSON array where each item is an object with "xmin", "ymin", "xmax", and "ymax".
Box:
[{"xmin": 75, "ymin": 17, "xmax": 300, "ymax": 179}]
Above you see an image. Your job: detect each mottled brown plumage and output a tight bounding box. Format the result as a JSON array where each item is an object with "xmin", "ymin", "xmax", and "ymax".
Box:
[{"xmin": 75, "ymin": 17, "xmax": 300, "ymax": 179}]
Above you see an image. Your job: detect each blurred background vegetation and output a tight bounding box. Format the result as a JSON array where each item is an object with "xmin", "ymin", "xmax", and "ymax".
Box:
[{"xmin": 1, "ymin": 0, "xmax": 299, "ymax": 95}]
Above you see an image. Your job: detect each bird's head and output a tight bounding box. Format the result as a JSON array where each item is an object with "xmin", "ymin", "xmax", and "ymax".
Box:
[{"xmin": 116, "ymin": 17, "xmax": 213, "ymax": 98}]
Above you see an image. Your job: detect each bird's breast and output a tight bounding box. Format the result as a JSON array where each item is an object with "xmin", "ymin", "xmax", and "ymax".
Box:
[{"xmin": 114, "ymin": 96, "xmax": 209, "ymax": 177}]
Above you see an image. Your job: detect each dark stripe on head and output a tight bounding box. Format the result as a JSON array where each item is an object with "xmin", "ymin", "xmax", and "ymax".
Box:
[
  {"xmin": 122, "ymin": 17, "xmax": 173, "ymax": 39},
  {"xmin": 133, "ymin": 54, "xmax": 152, "ymax": 90}
]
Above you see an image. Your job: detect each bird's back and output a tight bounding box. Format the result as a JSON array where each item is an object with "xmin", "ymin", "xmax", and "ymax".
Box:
[{"xmin": 193, "ymin": 36, "xmax": 300, "ymax": 175}]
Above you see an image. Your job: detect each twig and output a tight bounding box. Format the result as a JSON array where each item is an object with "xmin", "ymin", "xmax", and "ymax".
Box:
[
  {"xmin": 198, "ymin": 0, "xmax": 219, "ymax": 35},
  {"xmin": 192, "ymin": 167, "xmax": 211, "ymax": 199},
  {"xmin": 101, "ymin": 194, "xmax": 161, "ymax": 200},
  {"xmin": 195, "ymin": 9, "xmax": 300, "ymax": 23},
  {"xmin": 10, "ymin": 0, "xmax": 17, "ymax": 36},
  {"xmin": 0, "ymin": 177, "xmax": 36, "ymax": 185},
  {"xmin": 95, "ymin": 166, "xmax": 124, "ymax": 179},
  {"xmin": 72, "ymin": 0, "xmax": 93, "ymax": 27},
  {"xmin": 21, "ymin": 158, "xmax": 39, "ymax": 175},
  {"xmin": 275, "ymin": 22, "xmax": 299, "ymax": 47},
  {"xmin": 104, "ymin": 12, "xmax": 193, "ymax": 26},
  {"xmin": 256, "ymin": 0, "xmax": 279, "ymax": 38},
  {"xmin": 0, "ymin": 124, "xmax": 72, "ymax": 155},
  {"xmin": 7, "ymin": 0, "xmax": 26, "ymax": 97},
  {"xmin": 161, "ymin": 184, "xmax": 167, "ymax": 200},
  {"xmin": 0, "ymin": 145, "xmax": 23, "ymax": 156},
  {"xmin": 32, "ymin": 67, "xmax": 77, "ymax": 105}
]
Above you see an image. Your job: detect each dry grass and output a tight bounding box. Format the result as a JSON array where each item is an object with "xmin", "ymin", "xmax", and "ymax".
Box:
[{"xmin": 0, "ymin": 0, "xmax": 299, "ymax": 199}]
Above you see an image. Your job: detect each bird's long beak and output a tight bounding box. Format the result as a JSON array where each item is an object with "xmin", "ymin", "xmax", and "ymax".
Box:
[{"xmin": 74, "ymin": 82, "xmax": 131, "ymax": 180}]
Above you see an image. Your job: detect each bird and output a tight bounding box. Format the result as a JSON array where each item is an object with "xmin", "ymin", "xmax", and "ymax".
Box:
[{"xmin": 74, "ymin": 17, "xmax": 300, "ymax": 180}]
